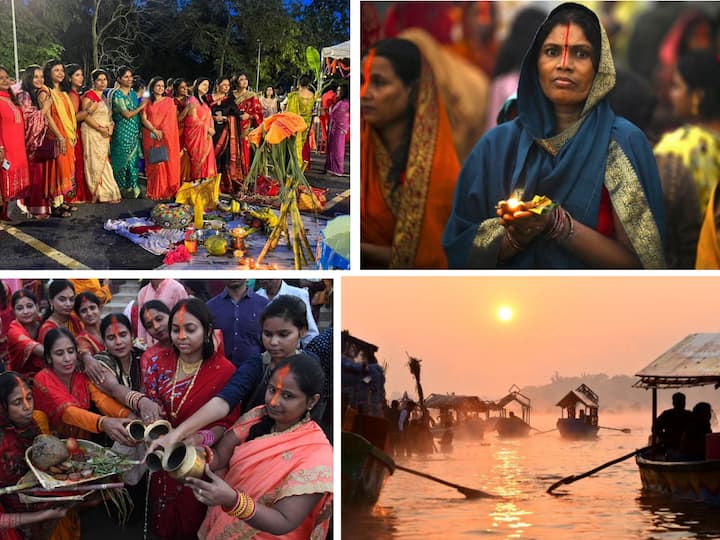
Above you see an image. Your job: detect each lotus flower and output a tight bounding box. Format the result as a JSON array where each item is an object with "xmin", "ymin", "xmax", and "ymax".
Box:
[{"xmin": 248, "ymin": 112, "xmax": 307, "ymax": 147}]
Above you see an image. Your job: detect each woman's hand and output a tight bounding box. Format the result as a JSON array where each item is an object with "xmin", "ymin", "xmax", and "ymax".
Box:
[
  {"xmin": 185, "ymin": 465, "xmax": 237, "ymax": 508},
  {"xmin": 504, "ymin": 211, "xmax": 553, "ymax": 247},
  {"xmin": 241, "ymin": 112, "xmax": 249, "ymax": 121},
  {"xmin": 102, "ymin": 417, "xmax": 135, "ymax": 445},
  {"xmin": 137, "ymin": 397, "xmax": 162, "ymax": 423},
  {"xmin": 57, "ymin": 138, "xmax": 67, "ymax": 155},
  {"xmin": 40, "ymin": 507, "xmax": 69, "ymax": 520},
  {"xmin": 83, "ymin": 356, "xmax": 106, "ymax": 385},
  {"xmin": 153, "ymin": 129, "xmax": 164, "ymax": 141},
  {"xmin": 145, "ymin": 425, "xmax": 185, "ymax": 456},
  {"xmin": 0, "ymin": 147, "xmax": 5, "ymax": 163},
  {"xmin": 208, "ymin": 127, "xmax": 215, "ymax": 137}
]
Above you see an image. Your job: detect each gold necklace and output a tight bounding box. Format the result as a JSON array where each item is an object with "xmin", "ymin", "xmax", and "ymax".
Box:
[
  {"xmin": 178, "ymin": 356, "xmax": 201, "ymax": 375},
  {"xmin": 169, "ymin": 359, "xmax": 201, "ymax": 419}
]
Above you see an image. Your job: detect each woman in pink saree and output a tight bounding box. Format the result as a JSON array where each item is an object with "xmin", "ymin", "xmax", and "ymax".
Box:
[
  {"xmin": 183, "ymin": 77, "xmax": 217, "ymax": 181},
  {"xmin": 324, "ymin": 83, "xmax": 349, "ymax": 176},
  {"xmin": 187, "ymin": 354, "xmax": 333, "ymax": 540},
  {"xmin": 142, "ymin": 76, "xmax": 181, "ymax": 200}
]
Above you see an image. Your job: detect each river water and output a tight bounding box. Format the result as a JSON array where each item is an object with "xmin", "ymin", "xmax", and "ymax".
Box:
[{"xmin": 341, "ymin": 412, "xmax": 720, "ymax": 539}]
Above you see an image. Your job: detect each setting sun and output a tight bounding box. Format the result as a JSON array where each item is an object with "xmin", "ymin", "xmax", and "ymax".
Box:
[{"xmin": 497, "ymin": 305, "xmax": 513, "ymax": 322}]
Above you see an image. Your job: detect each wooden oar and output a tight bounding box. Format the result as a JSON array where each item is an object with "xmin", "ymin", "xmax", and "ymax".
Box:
[
  {"xmin": 598, "ymin": 426, "xmax": 631, "ymax": 433},
  {"xmin": 365, "ymin": 437, "xmax": 498, "ymax": 499},
  {"xmin": 546, "ymin": 445, "xmax": 653, "ymax": 494},
  {"xmin": 531, "ymin": 427, "xmax": 557, "ymax": 435}
]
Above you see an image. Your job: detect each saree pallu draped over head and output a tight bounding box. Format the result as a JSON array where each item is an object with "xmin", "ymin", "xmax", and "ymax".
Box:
[
  {"xmin": 198, "ymin": 406, "xmax": 333, "ymax": 540},
  {"xmin": 442, "ymin": 2, "xmax": 666, "ymax": 269},
  {"xmin": 361, "ymin": 28, "xmax": 489, "ymax": 268},
  {"xmin": 32, "ymin": 369, "xmax": 91, "ymax": 438}
]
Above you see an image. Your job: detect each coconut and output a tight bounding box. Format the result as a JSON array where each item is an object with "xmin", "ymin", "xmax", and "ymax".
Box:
[{"xmin": 31, "ymin": 434, "xmax": 70, "ymax": 470}]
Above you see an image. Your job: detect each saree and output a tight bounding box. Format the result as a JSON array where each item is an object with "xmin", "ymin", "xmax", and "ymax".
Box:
[
  {"xmin": 0, "ymin": 90, "xmax": 30, "ymax": 202},
  {"xmin": 362, "ymin": 28, "xmax": 489, "ymax": 268},
  {"xmin": 65, "ymin": 90, "xmax": 89, "ymax": 203},
  {"xmin": 6, "ymin": 320, "xmax": 44, "ymax": 378},
  {"xmin": 654, "ymin": 124, "xmax": 720, "ymax": 216},
  {"xmin": 37, "ymin": 314, "xmax": 83, "ymax": 344},
  {"xmin": 198, "ymin": 407, "xmax": 333, "ymax": 540},
  {"xmin": 696, "ymin": 183, "xmax": 720, "ymax": 269},
  {"xmin": 143, "ymin": 97, "xmax": 181, "ymax": 200},
  {"xmin": 16, "ymin": 90, "xmax": 50, "ymax": 216},
  {"xmin": 234, "ymin": 92, "xmax": 263, "ymax": 180},
  {"xmin": 40, "ymin": 87, "xmax": 75, "ymax": 200},
  {"xmin": 175, "ymin": 98, "xmax": 192, "ymax": 182},
  {"xmin": 94, "ymin": 348, "xmax": 142, "ymax": 391},
  {"xmin": 205, "ymin": 94, "xmax": 239, "ymax": 193},
  {"xmin": 76, "ymin": 330, "xmax": 104, "ymax": 358},
  {"xmin": 442, "ymin": 4, "xmax": 666, "ymax": 269},
  {"xmin": 110, "ymin": 89, "xmax": 141, "ymax": 194},
  {"xmin": 80, "ymin": 91, "xmax": 121, "ymax": 203},
  {"xmin": 32, "ymin": 369, "xmax": 128, "ymax": 439},
  {"xmin": 183, "ymin": 96, "xmax": 217, "ymax": 182},
  {"xmin": 142, "ymin": 348, "xmax": 238, "ymax": 540},
  {"xmin": 285, "ymin": 91, "xmax": 314, "ymax": 166},
  {"xmin": 324, "ymin": 98, "xmax": 349, "ymax": 175}
]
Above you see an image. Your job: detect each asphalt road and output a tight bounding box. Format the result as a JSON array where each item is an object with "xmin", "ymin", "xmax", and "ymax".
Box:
[{"xmin": 0, "ymin": 150, "xmax": 350, "ymax": 270}]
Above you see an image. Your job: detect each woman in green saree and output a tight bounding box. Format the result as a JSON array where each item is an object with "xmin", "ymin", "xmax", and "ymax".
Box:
[{"xmin": 110, "ymin": 66, "xmax": 146, "ymax": 198}]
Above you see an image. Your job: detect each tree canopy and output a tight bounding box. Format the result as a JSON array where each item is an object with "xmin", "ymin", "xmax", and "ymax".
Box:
[{"xmin": 0, "ymin": 0, "xmax": 349, "ymax": 90}]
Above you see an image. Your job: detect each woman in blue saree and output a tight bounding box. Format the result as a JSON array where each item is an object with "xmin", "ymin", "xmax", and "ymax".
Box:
[{"xmin": 443, "ymin": 3, "xmax": 665, "ymax": 269}]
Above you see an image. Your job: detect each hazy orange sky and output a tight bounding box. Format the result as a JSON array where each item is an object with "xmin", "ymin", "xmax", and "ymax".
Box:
[{"xmin": 342, "ymin": 276, "xmax": 720, "ymax": 399}]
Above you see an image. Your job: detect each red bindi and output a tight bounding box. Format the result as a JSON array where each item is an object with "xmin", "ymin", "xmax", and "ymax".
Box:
[
  {"xmin": 561, "ymin": 22, "xmax": 570, "ymax": 67},
  {"xmin": 270, "ymin": 364, "xmax": 291, "ymax": 406}
]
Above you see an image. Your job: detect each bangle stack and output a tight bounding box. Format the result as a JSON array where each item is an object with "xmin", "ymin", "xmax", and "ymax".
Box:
[
  {"xmin": 504, "ymin": 227, "xmax": 527, "ymax": 251},
  {"xmin": 126, "ymin": 391, "xmax": 146, "ymax": 413},
  {"xmin": 0, "ymin": 513, "xmax": 19, "ymax": 528},
  {"xmin": 222, "ymin": 490, "xmax": 257, "ymax": 521},
  {"xmin": 198, "ymin": 429, "xmax": 216, "ymax": 446},
  {"xmin": 546, "ymin": 207, "xmax": 574, "ymax": 243},
  {"xmin": 96, "ymin": 415, "xmax": 107, "ymax": 432}
]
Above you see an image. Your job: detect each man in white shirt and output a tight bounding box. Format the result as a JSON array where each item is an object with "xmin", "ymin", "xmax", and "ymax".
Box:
[{"xmin": 255, "ymin": 280, "xmax": 319, "ymax": 346}]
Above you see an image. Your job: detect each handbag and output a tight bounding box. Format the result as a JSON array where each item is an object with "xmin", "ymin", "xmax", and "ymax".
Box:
[
  {"xmin": 32, "ymin": 137, "xmax": 58, "ymax": 162},
  {"xmin": 147, "ymin": 143, "xmax": 169, "ymax": 164}
]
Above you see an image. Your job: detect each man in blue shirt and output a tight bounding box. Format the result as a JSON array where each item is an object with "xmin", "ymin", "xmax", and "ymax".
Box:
[{"xmin": 206, "ymin": 279, "xmax": 268, "ymax": 367}]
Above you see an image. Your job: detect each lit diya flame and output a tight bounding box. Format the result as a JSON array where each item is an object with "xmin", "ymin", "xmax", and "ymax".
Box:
[{"xmin": 506, "ymin": 197, "xmax": 521, "ymax": 211}]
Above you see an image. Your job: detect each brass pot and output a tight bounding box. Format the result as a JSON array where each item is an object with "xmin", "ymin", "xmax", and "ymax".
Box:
[
  {"xmin": 146, "ymin": 449, "xmax": 165, "ymax": 472},
  {"xmin": 161, "ymin": 442, "xmax": 206, "ymax": 480},
  {"xmin": 144, "ymin": 420, "xmax": 172, "ymax": 442},
  {"xmin": 126, "ymin": 420, "xmax": 147, "ymax": 442}
]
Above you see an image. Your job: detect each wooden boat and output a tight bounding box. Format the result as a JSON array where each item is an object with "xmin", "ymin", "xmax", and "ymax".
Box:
[
  {"xmin": 342, "ymin": 429, "xmax": 395, "ymax": 508},
  {"xmin": 556, "ymin": 384, "xmax": 599, "ymax": 439},
  {"xmin": 341, "ymin": 332, "xmax": 394, "ymax": 507},
  {"xmin": 489, "ymin": 385, "xmax": 532, "ymax": 438},
  {"xmin": 425, "ymin": 393, "xmax": 487, "ymax": 440},
  {"xmin": 634, "ymin": 333, "xmax": 720, "ymax": 505}
]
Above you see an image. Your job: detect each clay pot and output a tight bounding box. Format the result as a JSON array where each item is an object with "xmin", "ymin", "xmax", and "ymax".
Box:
[{"xmin": 161, "ymin": 442, "xmax": 206, "ymax": 480}]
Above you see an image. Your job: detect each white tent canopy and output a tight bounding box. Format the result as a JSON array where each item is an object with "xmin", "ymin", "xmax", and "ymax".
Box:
[{"xmin": 322, "ymin": 40, "xmax": 350, "ymax": 60}]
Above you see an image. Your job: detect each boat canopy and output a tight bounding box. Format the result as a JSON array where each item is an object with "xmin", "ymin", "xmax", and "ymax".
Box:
[
  {"xmin": 634, "ymin": 333, "xmax": 720, "ymax": 388},
  {"xmin": 424, "ymin": 393, "xmax": 489, "ymax": 412},
  {"xmin": 555, "ymin": 384, "xmax": 599, "ymax": 408},
  {"xmin": 494, "ymin": 385, "xmax": 531, "ymax": 410}
]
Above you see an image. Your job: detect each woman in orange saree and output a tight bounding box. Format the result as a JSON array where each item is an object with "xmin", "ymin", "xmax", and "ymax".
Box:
[
  {"xmin": 65, "ymin": 64, "xmax": 90, "ymax": 204},
  {"xmin": 183, "ymin": 78, "xmax": 217, "ymax": 182},
  {"xmin": 360, "ymin": 31, "xmax": 487, "ymax": 268},
  {"xmin": 172, "ymin": 79, "xmax": 192, "ymax": 182},
  {"xmin": 142, "ymin": 299, "xmax": 238, "ymax": 540},
  {"xmin": 142, "ymin": 76, "xmax": 181, "ymax": 200},
  {"xmin": 39, "ymin": 60, "xmax": 76, "ymax": 218},
  {"xmin": 188, "ymin": 354, "xmax": 333, "ymax": 540},
  {"xmin": 6, "ymin": 289, "xmax": 44, "ymax": 379}
]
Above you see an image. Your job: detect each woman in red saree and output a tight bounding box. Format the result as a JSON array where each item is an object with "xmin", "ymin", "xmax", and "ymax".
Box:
[
  {"xmin": 38, "ymin": 280, "xmax": 83, "ymax": 345},
  {"xmin": 0, "ymin": 372, "xmax": 78, "ymax": 539},
  {"xmin": 142, "ymin": 76, "xmax": 181, "ymax": 200},
  {"xmin": 172, "ymin": 79, "xmax": 192, "ymax": 182},
  {"xmin": 6, "ymin": 289, "xmax": 44, "ymax": 378},
  {"xmin": 16, "ymin": 66, "xmax": 51, "ymax": 218},
  {"xmin": 39, "ymin": 60, "xmax": 76, "ymax": 218},
  {"xmin": 0, "ymin": 66, "xmax": 30, "ymax": 221},
  {"xmin": 65, "ymin": 64, "xmax": 90, "ymax": 204},
  {"xmin": 183, "ymin": 78, "xmax": 217, "ymax": 182},
  {"xmin": 142, "ymin": 298, "xmax": 238, "ymax": 540},
  {"xmin": 187, "ymin": 354, "xmax": 333, "ymax": 540},
  {"xmin": 32, "ymin": 328, "xmax": 134, "ymax": 443},
  {"xmin": 232, "ymin": 73, "xmax": 263, "ymax": 180}
]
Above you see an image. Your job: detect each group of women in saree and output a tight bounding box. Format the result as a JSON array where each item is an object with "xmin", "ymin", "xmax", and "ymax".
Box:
[
  {"xmin": 360, "ymin": 2, "xmax": 720, "ymax": 269},
  {"xmin": 0, "ymin": 280, "xmax": 333, "ymax": 540}
]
